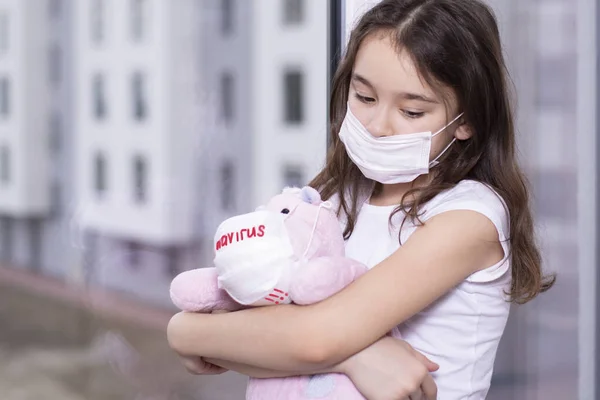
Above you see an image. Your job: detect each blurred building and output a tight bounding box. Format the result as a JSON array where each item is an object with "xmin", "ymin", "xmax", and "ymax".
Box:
[
  {"xmin": 73, "ymin": 0, "xmax": 204, "ymax": 306},
  {"xmin": 484, "ymin": 0, "xmax": 581, "ymax": 398},
  {"xmin": 249, "ymin": 0, "xmax": 328, "ymax": 207},
  {"xmin": 0, "ymin": 0, "xmax": 329, "ymax": 309},
  {"xmin": 0, "ymin": 0, "xmax": 79, "ymax": 281},
  {"xmin": 197, "ymin": 0, "xmax": 329, "ymax": 268}
]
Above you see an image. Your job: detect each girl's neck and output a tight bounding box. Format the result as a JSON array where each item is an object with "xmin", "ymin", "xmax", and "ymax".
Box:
[{"xmin": 369, "ymin": 175, "xmax": 431, "ymax": 206}]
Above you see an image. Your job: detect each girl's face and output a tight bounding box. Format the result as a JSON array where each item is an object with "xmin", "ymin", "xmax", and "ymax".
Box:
[{"xmin": 348, "ymin": 33, "xmax": 471, "ymax": 159}]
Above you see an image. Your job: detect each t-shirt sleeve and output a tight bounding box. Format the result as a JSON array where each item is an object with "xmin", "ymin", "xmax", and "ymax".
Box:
[{"xmin": 403, "ymin": 181, "xmax": 511, "ymax": 283}]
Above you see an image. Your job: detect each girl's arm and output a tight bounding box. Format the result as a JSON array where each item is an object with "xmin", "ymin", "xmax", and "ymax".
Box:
[
  {"xmin": 203, "ymin": 358, "xmax": 342, "ymax": 378},
  {"xmin": 168, "ymin": 210, "xmax": 503, "ymax": 371},
  {"xmin": 184, "ymin": 339, "xmax": 440, "ymax": 399},
  {"xmin": 202, "ymin": 335, "xmax": 440, "ymax": 379}
]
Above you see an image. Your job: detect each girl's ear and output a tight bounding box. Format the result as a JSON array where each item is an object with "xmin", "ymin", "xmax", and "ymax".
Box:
[{"xmin": 455, "ymin": 121, "xmax": 473, "ymax": 141}]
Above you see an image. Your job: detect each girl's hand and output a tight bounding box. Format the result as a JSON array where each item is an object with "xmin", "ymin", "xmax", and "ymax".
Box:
[
  {"xmin": 172, "ymin": 309, "xmax": 232, "ymax": 375},
  {"xmin": 340, "ymin": 336, "xmax": 438, "ymax": 400},
  {"xmin": 179, "ymin": 355, "xmax": 229, "ymax": 375}
]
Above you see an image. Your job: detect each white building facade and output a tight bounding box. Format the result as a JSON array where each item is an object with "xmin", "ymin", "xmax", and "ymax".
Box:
[
  {"xmin": 74, "ymin": 0, "xmax": 202, "ymax": 245},
  {"xmin": 0, "ymin": 0, "xmax": 79, "ymax": 280},
  {"xmin": 0, "ymin": 1, "xmax": 50, "ymax": 218},
  {"xmin": 249, "ymin": 0, "xmax": 329, "ymax": 208},
  {"xmin": 196, "ymin": 0, "xmax": 329, "ymax": 269},
  {"xmin": 73, "ymin": 0, "xmax": 205, "ymax": 305},
  {"xmin": 0, "ymin": 0, "xmax": 330, "ymax": 309}
]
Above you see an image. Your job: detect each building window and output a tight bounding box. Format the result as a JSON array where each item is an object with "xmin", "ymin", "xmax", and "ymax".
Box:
[
  {"xmin": 93, "ymin": 73, "xmax": 106, "ymax": 120},
  {"xmin": 283, "ymin": 0, "xmax": 304, "ymax": 25},
  {"xmin": 131, "ymin": 0, "xmax": 147, "ymax": 42},
  {"xmin": 49, "ymin": 113, "xmax": 62, "ymax": 154},
  {"xmin": 49, "ymin": 45, "xmax": 61, "ymax": 86},
  {"xmin": 49, "ymin": 0, "xmax": 62, "ymax": 19},
  {"xmin": 283, "ymin": 165, "xmax": 304, "ymax": 188},
  {"xmin": 220, "ymin": 72, "xmax": 234, "ymax": 122},
  {"xmin": 0, "ymin": 216, "xmax": 13, "ymax": 262},
  {"xmin": 220, "ymin": 161, "xmax": 234, "ymax": 211},
  {"xmin": 125, "ymin": 241, "xmax": 142, "ymax": 269},
  {"xmin": 91, "ymin": 0, "xmax": 105, "ymax": 44},
  {"xmin": 284, "ymin": 70, "xmax": 304, "ymax": 124},
  {"xmin": 0, "ymin": 12, "xmax": 8, "ymax": 54},
  {"xmin": 0, "ymin": 145, "xmax": 9, "ymax": 184},
  {"xmin": 221, "ymin": 0, "xmax": 234, "ymax": 36},
  {"xmin": 166, "ymin": 246, "xmax": 179, "ymax": 278},
  {"xmin": 82, "ymin": 232, "xmax": 97, "ymax": 282},
  {"xmin": 132, "ymin": 155, "xmax": 148, "ymax": 204},
  {"xmin": 0, "ymin": 77, "xmax": 10, "ymax": 117},
  {"xmin": 132, "ymin": 72, "xmax": 147, "ymax": 121},
  {"xmin": 94, "ymin": 152, "xmax": 107, "ymax": 197},
  {"xmin": 29, "ymin": 218, "xmax": 43, "ymax": 271},
  {"xmin": 50, "ymin": 181, "xmax": 62, "ymax": 218}
]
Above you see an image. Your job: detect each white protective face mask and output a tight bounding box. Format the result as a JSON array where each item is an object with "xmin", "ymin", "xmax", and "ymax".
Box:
[
  {"xmin": 338, "ymin": 104, "xmax": 464, "ymax": 184},
  {"xmin": 213, "ymin": 202, "xmax": 331, "ymax": 306}
]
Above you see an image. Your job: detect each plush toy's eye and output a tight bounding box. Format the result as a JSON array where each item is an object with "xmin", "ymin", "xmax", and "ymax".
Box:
[{"xmin": 281, "ymin": 208, "xmax": 290, "ymax": 214}]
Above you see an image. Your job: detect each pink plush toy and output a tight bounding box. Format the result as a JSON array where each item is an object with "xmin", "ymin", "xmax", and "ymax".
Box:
[{"xmin": 170, "ymin": 186, "xmax": 371, "ymax": 399}]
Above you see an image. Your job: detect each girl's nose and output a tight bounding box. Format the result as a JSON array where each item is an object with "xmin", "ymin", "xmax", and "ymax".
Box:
[{"xmin": 364, "ymin": 106, "xmax": 394, "ymax": 138}]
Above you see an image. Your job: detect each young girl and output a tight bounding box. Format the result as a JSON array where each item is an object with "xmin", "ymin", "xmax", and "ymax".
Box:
[{"xmin": 168, "ymin": 0, "xmax": 555, "ymax": 398}]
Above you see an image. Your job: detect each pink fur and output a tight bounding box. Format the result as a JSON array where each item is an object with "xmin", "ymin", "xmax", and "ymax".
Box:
[{"xmin": 170, "ymin": 186, "xmax": 372, "ymax": 399}]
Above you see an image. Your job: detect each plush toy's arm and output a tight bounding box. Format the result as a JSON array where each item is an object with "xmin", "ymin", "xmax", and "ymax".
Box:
[
  {"xmin": 289, "ymin": 257, "xmax": 369, "ymax": 305},
  {"xmin": 170, "ymin": 268, "xmax": 242, "ymax": 312}
]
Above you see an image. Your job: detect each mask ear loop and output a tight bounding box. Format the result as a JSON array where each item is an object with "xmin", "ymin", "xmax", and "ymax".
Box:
[
  {"xmin": 429, "ymin": 113, "xmax": 464, "ymax": 167},
  {"xmin": 429, "ymin": 138, "xmax": 456, "ymax": 167},
  {"xmin": 301, "ymin": 201, "xmax": 332, "ymax": 260},
  {"xmin": 432, "ymin": 112, "xmax": 464, "ymax": 138}
]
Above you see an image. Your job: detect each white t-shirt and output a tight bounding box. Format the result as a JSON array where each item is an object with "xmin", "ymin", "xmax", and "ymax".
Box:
[{"xmin": 338, "ymin": 180, "xmax": 511, "ymax": 400}]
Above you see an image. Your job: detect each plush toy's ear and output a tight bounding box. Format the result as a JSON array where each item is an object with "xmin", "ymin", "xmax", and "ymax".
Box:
[{"xmin": 300, "ymin": 186, "xmax": 322, "ymax": 205}]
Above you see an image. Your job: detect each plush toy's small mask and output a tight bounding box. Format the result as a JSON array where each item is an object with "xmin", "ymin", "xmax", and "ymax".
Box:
[
  {"xmin": 214, "ymin": 209, "xmax": 296, "ymax": 306},
  {"xmin": 214, "ymin": 198, "xmax": 333, "ymax": 306}
]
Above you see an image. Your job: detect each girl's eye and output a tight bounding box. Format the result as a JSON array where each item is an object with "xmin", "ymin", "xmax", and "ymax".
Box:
[
  {"xmin": 402, "ymin": 110, "xmax": 424, "ymax": 119},
  {"xmin": 355, "ymin": 93, "xmax": 376, "ymax": 104}
]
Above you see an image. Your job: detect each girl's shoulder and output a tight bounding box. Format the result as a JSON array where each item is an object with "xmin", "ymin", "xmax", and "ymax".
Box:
[
  {"xmin": 414, "ymin": 180, "xmax": 512, "ymax": 283},
  {"xmin": 433, "ymin": 179, "xmax": 507, "ymax": 207},
  {"xmin": 423, "ymin": 179, "xmax": 509, "ymax": 232}
]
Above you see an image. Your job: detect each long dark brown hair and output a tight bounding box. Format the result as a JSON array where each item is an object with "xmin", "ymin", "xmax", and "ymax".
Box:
[{"xmin": 310, "ymin": 0, "xmax": 555, "ymax": 304}]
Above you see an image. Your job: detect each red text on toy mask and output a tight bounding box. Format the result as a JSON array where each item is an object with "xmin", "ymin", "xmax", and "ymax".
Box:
[{"xmin": 215, "ymin": 225, "xmax": 266, "ymax": 251}]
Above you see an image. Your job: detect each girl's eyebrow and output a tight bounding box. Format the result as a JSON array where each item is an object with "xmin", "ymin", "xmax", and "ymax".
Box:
[{"xmin": 351, "ymin": 73, "xmax": 439, "ymax": 104}]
